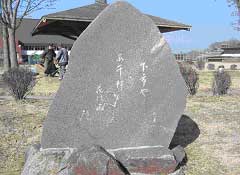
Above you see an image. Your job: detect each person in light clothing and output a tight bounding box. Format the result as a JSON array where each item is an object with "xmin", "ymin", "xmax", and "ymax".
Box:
[{"xmin": 56, "ymin": 44, "xmax": 69, "ymax": 80}]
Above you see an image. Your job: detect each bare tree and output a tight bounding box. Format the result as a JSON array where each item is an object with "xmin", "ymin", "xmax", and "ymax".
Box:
[
  {"xmin": 2, "ymin": 24, "xmax": 10, "ymax": 70},
  {"xmin": 0, "ymin": 0, "xmax": 57, "ymax": 70},
  {"xmin": 1, "ymin": 1, "xmax": 10, "ymax": 71},
  {"xmin": 225, "ymin": 0, "xmax": 240, "ymax": 8},
  {"xmin": 208, "ymin": 39, "xmax": 240, "ymax": 50},
  {"xmin": 234, "ymin": 0, "xmax": 240, "ymax": 8}
]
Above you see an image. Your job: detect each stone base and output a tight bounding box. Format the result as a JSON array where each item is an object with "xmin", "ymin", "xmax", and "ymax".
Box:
[
  {"xmin": 111, "ymin": 146, "xmax": 183, "ymax": 174},
  {"xmin": 21, "ymin": 145, "xmax": 185, "ymax": 175}
]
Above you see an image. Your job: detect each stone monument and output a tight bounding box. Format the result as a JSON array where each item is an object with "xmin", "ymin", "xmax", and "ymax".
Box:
[
  {"xmin": 23, "ymin": 1, "xmax": 188, "ymax": 174},
  {"xmin": 42, "ymin": 1, "xmax": 187, "ymax": 150}
]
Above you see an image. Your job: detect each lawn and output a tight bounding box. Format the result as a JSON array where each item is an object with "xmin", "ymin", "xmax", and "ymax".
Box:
[
  {"xmin": 0, "ymin": 100, "xmax": 50, "ymax": 175},
  {"xmin": 31, "ymin": 76, "xmax": 60, "ymax": 96},
  {"xmin": 0, "ymin": 70, "xmax": 240, "ymax": 175}
]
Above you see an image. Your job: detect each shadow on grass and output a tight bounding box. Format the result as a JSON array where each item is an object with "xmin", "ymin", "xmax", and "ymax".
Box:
[{"xmin": 169, "ymin": 115, "xmax": 200, "ymax": 149}]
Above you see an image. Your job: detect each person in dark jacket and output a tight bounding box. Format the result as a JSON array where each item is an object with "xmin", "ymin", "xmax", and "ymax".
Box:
[
  {"xmin": 56, "ymin": 44, "xmax": 69, "ymax": 80},
  {"xmin": 41, "ymin": 44, "xmax": 57, "ymax": 77}
]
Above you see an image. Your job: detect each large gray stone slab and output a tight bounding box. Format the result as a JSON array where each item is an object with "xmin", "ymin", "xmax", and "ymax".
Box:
[{"xmin": 41, "ymin": 1, "xmax": 187, "ymax": 149}]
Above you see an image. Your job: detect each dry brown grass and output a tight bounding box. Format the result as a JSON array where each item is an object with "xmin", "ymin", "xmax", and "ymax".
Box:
[
  {"xmin": 185, "ymin": 95, "xmax": 240, "ymax": 175},
  {"xmin": 30, "ymin": 64, "xmax": 60, "ymax": 96},
  {"xmin": 0, "ymin": 70, "xmax": 240, "ymax": 174},
  {"xmin": 198, "ymin": 70, "xmax": 240, "ymax": 91},
  {"xmin": 30, "ymin": 76, "xmax": 60, "ymax": 96},
  {"xmin": 0, "ymin": 100, "xmax": 50, "ymax": 174}
]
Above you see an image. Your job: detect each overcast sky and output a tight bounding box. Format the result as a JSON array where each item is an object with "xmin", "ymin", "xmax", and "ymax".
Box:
[{"xmin": 31, "ymin": 0, "xmax": 240, "ymax": 53}]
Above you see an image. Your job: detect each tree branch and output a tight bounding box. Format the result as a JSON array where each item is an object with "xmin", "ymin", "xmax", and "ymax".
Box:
[
  {"xmin": 13, "ymin": 0, "xmax": 20, "ymax": 21},
  {"xmin": 1, "ymin": 0, "xmax": 11, "ymax": 25}
]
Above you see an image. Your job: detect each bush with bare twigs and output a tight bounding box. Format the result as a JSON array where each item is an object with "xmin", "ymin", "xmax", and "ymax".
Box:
[
  {"xmin": 178, "ymin": 62, "xmax": 199, "ymax": 95},
  {"xmin": 2, "ymin": 68, "xmax": 36, "ymax": 100},
  {"xmin": 212, "ymin": 67, "xmax": 231, "ymax": 95}
]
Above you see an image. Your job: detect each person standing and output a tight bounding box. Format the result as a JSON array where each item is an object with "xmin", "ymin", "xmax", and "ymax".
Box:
[
  {"xmin": 41, "ymin": 44, "xmax": 57, "ymax": 77},
  {"xmin": 56, "ymin": 44, "xmax": 69, "ymax": 80}
]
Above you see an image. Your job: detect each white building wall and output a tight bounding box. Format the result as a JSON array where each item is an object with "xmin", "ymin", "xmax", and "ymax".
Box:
[
  {"xmin": 21, "ymin": 50, "xmax": 71, "ymax": 56},
  {"xmin": 22, "ymin": 50, "xmax": 44, "ymax": 56}
]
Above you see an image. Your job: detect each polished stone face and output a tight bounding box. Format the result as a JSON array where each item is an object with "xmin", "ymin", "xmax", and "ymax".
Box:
[{"xmin": 41, "ymin": 1, "xmax": 187, "ymax": 149}]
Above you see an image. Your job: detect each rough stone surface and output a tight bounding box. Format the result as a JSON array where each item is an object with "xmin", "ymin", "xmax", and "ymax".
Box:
[
  {"xmin": 21, "ymin": 145, "xmax": 185, "ymax": 175},
  {"xmin": 172, "ymin": 145, "xmax": 186, "ymax": 164},
  {"xmin": 168, "ymin": 167, "xmax": 185, "ymax": 175},
  {"xmin": 112, "ymin": 146, "xmax": 178, "ymax": 174},
  {"xmin": 169, "ymin": 115, "xmax": 200, "ymax": 149},
  {"xmin": 41, "ymin": 1, "xmax": 187, "ymax": 149},
  {"xmin": 21, "ymin": 145, "xmax": 130, "ymax": 175}
]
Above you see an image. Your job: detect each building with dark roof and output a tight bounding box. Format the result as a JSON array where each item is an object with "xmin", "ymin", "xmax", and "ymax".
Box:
[
  {"xmin": 17, "ymin": 18, "xmax": 74, "ymax": 48},
  {"xmin": 0, "ymin": 18, "xmax": 74, "ymax": 61},
  {"xmin": 0, "ymin": 0, "xmax": 191, "ymax": 64},
  {"xmin": 19, "ymin": 18, "xmax": 74, "ymax": 62},
  {"xmin": 0, "ymin": 18, "xmax": 74, "ymax": 63},
  {"xmin": 206, "ymin": 47, "xmax": 240, "ymax": 70},
  {"xmin": 32, "ymin": 0, "xmax": 191, "ymax": 39}
]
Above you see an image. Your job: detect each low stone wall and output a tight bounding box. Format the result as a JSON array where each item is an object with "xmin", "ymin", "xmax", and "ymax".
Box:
[{"xmin": 205, "ymin": 62, "xmax": 240, "ymax": 70}]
